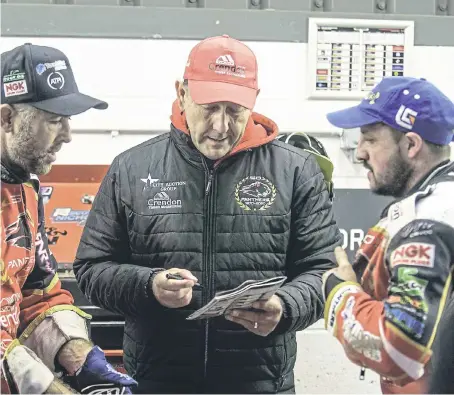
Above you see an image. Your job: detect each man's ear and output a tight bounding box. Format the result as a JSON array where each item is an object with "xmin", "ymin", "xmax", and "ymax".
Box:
[
  {"xmin": 0, "ymin": 104, "xmax": 15, "ymax": 134},
  {"xmin": 175, "ymin": 80, "xmax": 186, "ymax": 111},
  {"xmin": 404, "ymin": 132, "xmax": 424, "ymax": 159}
]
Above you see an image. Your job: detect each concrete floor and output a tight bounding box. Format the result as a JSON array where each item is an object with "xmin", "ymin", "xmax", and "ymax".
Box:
[{"xmin": 294, "ymin": 320, "xmax": 381, "ymax": 394}]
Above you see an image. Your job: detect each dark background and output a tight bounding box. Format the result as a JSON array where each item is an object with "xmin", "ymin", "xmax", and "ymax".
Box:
[{"xmin": 332, "ymin": 188, "xmax": 393, "ymax": 261}]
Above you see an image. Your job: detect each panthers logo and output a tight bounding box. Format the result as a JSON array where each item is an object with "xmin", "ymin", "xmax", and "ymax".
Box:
[
  {"xmin": 240, "ymin": 181, "xmax": 272, "ymax": 198},
  {"xmin": 235, "ymin": 176, "xmax": 277, "ymax": 211}
]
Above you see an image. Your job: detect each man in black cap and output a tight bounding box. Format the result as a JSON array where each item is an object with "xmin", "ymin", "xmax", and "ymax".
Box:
[{"xmin": 1, "ymin": 43, "xmax": 137, "ymax": 394}]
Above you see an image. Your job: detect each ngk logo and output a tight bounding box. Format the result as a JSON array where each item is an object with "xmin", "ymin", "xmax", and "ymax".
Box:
[
  {"xmin": 3, "ymin": 80, "xmax": 28, "ymax": 97},
  {"xmin": 390, "ymin": 242, "xmax": 435, "ymax": 268}
]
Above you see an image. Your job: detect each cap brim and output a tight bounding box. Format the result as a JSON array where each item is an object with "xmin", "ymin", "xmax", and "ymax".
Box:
[
  {"xmin": 326, "ymin": 106, "xmax": 381, "ymax": 129},
  {"xmin": 188, "ymin": 80, "xmax": 257, "ymax": 110},
  {"xmin": 30, "ymin": 92, "xmax": 108, "ymax": 117}
]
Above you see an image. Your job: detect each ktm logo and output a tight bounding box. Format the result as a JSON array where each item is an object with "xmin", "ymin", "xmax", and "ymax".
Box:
[
  {"xmin": 395, "ymin": 105, "xmax": 417, "ymax": 130},
  {"xmin": 5, "ymin": 212, "xmax": 32, "ymax": 251}
]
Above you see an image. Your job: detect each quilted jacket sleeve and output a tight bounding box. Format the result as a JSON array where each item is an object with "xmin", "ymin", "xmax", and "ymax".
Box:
[
  {"xmin": 73, "ymin": 157, "xmax": 163, "ymax": 319},
  {"xmin": 275, "ymin": 153, "xmax": 342, "ymax": 333}
]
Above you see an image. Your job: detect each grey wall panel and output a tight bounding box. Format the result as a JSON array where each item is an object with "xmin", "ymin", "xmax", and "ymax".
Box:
[
  {"xmin": 389, "ymin": 0, "xmax": 437, "ymax": 15},
  {"xmin": 449, "ymin": 0, "xmax": 454, "ymax": 15},
  {"xmin": 140, "ymin": 0, "xmax": 186, "ymax": 6},
  {"xmin": 4, "ymin": 0, "xmax": 53, "ymax": 3},
  {"xmin": 328, "ymin": 0, "xmax": 376, "ymax": 14},
  {"xmin": 202, "ymin": 0, "xmax": 250, "ymax": 9},
  {"xmin": 72, "ymin": 0, "xmax": 119, "ymax": 5},
  {"xmin": 1, "ymin": 4, "xmax": 454, "ymax": 46},
  {"xmin": 261, "ymin": 0, "xmax": 313, "ymax": 11}
]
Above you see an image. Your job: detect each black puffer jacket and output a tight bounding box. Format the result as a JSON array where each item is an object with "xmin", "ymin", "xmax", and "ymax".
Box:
[{"xmin": 73, "ymin": 108, "xmax": 342, "ymax": 394}]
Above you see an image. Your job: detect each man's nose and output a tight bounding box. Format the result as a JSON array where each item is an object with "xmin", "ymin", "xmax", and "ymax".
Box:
[
  {"xmin": 355, "ymin": 139, "xmax": 367, "ymax": 162},
  {"xmin": 60, "ymin": 119, "xmax": 72, "ymax": 144},
  {"xmin": 212, "ymin": 111, "xmax": 229, "ymax": 134}
]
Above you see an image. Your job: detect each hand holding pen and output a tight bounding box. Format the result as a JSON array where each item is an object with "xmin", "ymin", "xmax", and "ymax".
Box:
[
  {"xmin": 166, "ymin": 273, "xmax": 203, "ymax": 289},
  {"xmin": 150, "ymin": 269, "xmax": 201, "ymax": 309}
]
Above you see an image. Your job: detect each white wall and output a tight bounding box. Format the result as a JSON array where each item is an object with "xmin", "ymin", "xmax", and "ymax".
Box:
[{"xmin": 2, "ymin": 37, "xmax": 454, "ymax": 188}]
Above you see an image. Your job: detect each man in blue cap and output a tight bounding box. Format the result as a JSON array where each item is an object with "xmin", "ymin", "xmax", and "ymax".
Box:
[{"xmin": 320, "ymin": 76, "xmax": 454, "ymax": 394}]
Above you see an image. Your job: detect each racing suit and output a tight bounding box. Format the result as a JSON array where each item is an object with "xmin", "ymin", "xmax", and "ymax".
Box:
[
  {"xmin": 0, "ymin": 163, "xmax": 91, "ymax": 394},
  {"xmin": 323, "ymin": 160, "xmax": 454, "ymax": 394}
]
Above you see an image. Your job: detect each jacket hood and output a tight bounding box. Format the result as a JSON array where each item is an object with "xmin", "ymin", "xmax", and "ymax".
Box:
[{"xmin": 170, "ymin": 99, "xmax": 279, "ymax": 160}]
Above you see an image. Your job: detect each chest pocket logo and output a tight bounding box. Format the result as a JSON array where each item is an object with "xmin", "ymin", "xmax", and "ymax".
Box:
[{"xmin": 235, "ymin": 176, "xmax": 277, "ymax": 211}]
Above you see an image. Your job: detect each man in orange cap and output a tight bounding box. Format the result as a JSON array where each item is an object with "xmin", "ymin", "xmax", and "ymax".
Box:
[{"xmin": 74, "ymin": 35, "xmax": 342, "ymax": 393}]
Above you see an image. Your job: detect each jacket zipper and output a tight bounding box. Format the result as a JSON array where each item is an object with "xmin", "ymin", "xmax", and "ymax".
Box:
[
  {"xmin": 19, "ymin": 185, "xmax": 32, "ymax": 242},
  {"xmin": 205, "ymin": 172, "xmax": 213, "ymax": 195},
  {"xmin": 200, "ymin": 153, "xmax": 248, "ymax": 383},
  {"xmin": 202, "ymin": 162, "xmax": 215, "ymax": 381}
]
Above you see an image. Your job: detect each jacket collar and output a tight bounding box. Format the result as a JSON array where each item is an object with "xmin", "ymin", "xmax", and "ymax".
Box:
[
  {"xmin": 407, "ymin": 159, "xmax": 454, "ymax": 194},
  {"xmin": 1, "ymin": 161, "xmax": 30, "ymax": 184},
  {"xmin": 381, "ymin": 159, "xmax": 454, "ymax": 218}
]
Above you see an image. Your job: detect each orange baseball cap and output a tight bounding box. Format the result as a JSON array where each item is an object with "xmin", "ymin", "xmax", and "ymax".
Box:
[{"xmin": 183, "ymin": 35, "xmax": 259, "ymax": 110}]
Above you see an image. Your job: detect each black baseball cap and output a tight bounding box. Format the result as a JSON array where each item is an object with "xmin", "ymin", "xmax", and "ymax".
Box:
[{"xmin": 1, "ymin": 43, "xmax": 108, "ymax": 116}]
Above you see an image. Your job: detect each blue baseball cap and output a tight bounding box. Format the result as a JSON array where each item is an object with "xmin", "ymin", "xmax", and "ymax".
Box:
[{"xmin": 326, "ymin": 77, "xmax": 454, "ymax": 145}]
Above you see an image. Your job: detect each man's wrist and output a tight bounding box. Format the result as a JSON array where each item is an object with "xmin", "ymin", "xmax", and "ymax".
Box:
[
  {"xmin": 323, "ymin": 272, "xmax": 346, "ymax": 299},
  {"xmin": 57, "ymin": 339, "xmax": 93, "ymax": 376},
  {"xmin": 146, "ymin": 268, "xmax": 165, "ymax": 297},
  {"xmin": 272, "ymin": 293, "xmax": 292, "ymax": 334}
]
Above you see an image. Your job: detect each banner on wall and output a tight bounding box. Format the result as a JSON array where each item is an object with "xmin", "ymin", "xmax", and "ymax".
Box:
[{"xmin": 332, "ymin": 188, "xmax": 393, "ymax": 261}]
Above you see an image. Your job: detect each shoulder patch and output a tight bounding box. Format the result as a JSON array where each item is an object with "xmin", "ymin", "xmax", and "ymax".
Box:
[{"xmin": 416, "ymin": 181, "xmax": 454, "ymax": 228}]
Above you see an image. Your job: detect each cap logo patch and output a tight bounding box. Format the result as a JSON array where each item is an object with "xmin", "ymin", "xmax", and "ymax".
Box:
[
  {"xmin": 215, "ymin": 54, "xmax": 234, "ymax": 66},
  {"xmin": 208, "ymin": 54, "xmax": 246, "ymax": 78},
  {"xmin": 35, "ymin": 60, "xmax": 67, "ymax": 75},
  {"xmin": 395, "ymin": 105, "xmax": 417, "ymax": 130},
  {"xmin": 47, "ymin": 72, "xmax": 65, "ymax": 90},
  {"xmin": 365, "ymin": 91, "xmax": 380, "ymax": 104},
  {"xmin": 3, "ymin": 70, "xmax": 27, "ymax": 97}
]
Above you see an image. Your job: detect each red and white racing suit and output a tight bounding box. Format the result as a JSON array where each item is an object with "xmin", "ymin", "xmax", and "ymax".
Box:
[
  {"xmin": 323, "ymin": 161, "xmax": 454, "ymax": 394},
  {"xmin": 1, "ymin": 163, "xmax": 91, "ymax": 394}
]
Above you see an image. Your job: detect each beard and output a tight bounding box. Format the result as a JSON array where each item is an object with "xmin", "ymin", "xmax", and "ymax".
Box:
[
  {"xmin": 9, "ymin": 116, "xmax": 52, "ymax": 176},
  {"xmin": 367, "ymin": 148, "xmax": 413, "ymax": 197}
]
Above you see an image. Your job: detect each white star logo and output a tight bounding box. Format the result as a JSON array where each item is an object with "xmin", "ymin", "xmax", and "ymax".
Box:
[{"xmin": 140, "ymin": 174, "xmax": 159, "ymax": 190}]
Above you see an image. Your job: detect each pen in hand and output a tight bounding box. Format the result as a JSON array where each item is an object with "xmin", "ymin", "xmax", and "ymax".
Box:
[{"xmin": 166, "ymin": 273, "xmax": 203, "ymax": 288}]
